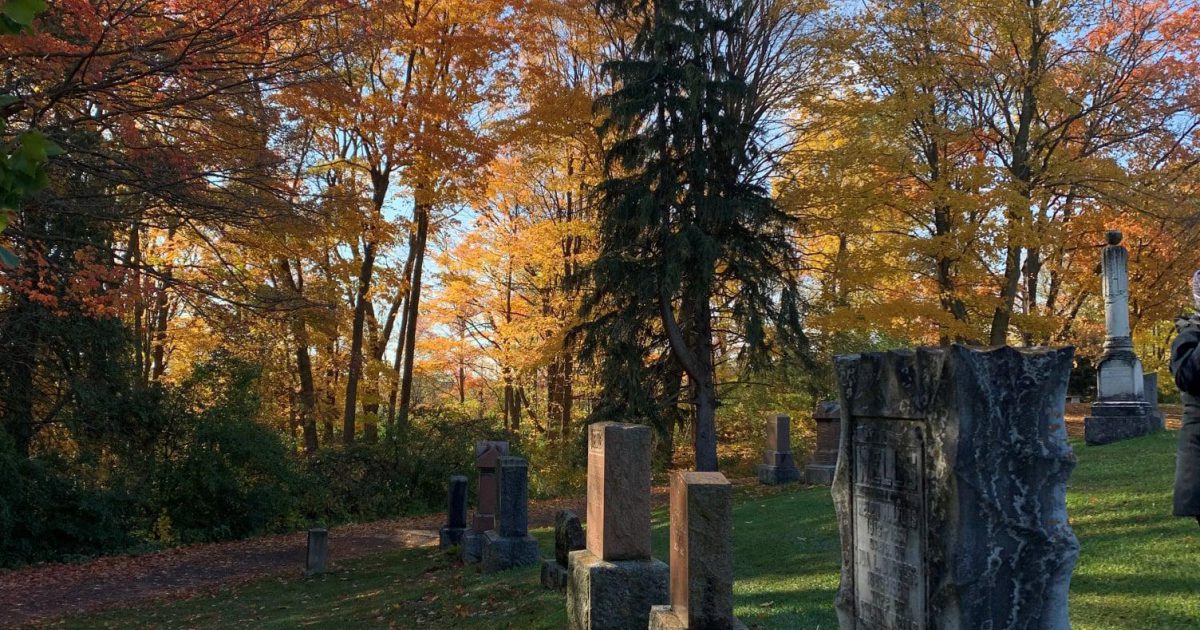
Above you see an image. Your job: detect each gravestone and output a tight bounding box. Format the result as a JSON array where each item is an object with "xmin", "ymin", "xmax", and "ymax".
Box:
[
  {"xmin": 305, "ymin": 528, "xmax": 329, "ymax": 576},
  {"xmin": 757, "ymin": 414, "xmax": 801, "ymax": 485},
  {"xmin": 462, "ymin": 440, "xmax": 509, "ymax": 563},
  {"xmin": 833, "ymin": 345, "xmax": 1079, "ymax": 630},
  {"xmin": 439, "ymin": 475, "xmax": 469, "ymax": 549},
  {"xmin": 1144, "ymin": 373, "xmax": 1165, "ymax": 430},
  {"xmin": 481, "ymin": 456, "xmax": 540, "ymax": 572},
  {"xmin": 542, "ymin": 510, "xmax": 585, "ymax": 591},
  {"xmin": 1085, "ymin": 230, "xmax": 1159, "ymax": 444},
  {"xmin": 804, "ymin": 401, "xmax": 841, "ymax": 486},
  {"xmin": 648, "ymin": 472, "xmax": 747, "ymax": 630},
  {"xmin": 567, "ymin": 422, "xmax": 668, "ymax": 630}
]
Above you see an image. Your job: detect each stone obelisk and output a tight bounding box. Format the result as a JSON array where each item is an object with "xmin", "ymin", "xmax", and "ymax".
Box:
[{"xmin": 1083, "ymin": 230, "xmax": 1159, "ymax": 445}]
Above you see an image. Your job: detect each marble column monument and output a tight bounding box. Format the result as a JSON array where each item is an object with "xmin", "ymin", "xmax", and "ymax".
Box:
[{"xmin": 1084, "ymin": 230, "xmax": 1159, "ymax": 445}]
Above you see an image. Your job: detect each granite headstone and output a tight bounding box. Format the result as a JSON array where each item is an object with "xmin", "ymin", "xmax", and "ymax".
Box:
[
  {"xmin": 462, "ymin": 440, "xmax": 509, "ymax": 563},
  {"xmin": 542, "ymin": 510, "xmax": 585, "ymax": 591},
  {"xmin": 481, "ymin": 456, "xmax": 540, "ymax": 573},
  {"xmin": 805, "ymin": 401, "xmax": 841, "ymax": 486},
  {"xmin": 832, "ymin": 345, "xmax": 1079, "ymax": 630},
  {"xmin": 757, "ymin": 414, "xmax": 801, "ymax": 485},
  {"xmin": 567, "ymin": 422, "xmax": 668, "ymax": 630},
  {"xmin": 439, "ymin": 474, "xmax": 469, "ymax": 549},
  {"xmin": 305, "ymin": 528, "xmax": 328, "ymax": 576},
  {"xmin": 648, "ymin": 472, "xmax": 747, "ymax": 630}
]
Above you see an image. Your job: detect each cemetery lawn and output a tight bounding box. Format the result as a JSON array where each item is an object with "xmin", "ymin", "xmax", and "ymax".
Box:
[{"xmin": 46, "ymin": 430, "xmax": 1197, "ymax": 630}]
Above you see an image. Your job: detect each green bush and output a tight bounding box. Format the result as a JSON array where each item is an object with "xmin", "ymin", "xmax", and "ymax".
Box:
[
  {"xmin": 154, "ymin": 353, "xmax": 298, "ymax": 544},
  {"xmin": 297, "ymin": 408, "xmax": 506, "ymax": 525}
]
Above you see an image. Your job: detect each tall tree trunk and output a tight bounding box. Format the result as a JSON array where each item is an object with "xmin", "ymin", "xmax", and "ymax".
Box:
[
  {"xmin": 396, "ymin": 201, "xmax": 430, "ymax": 428},
  {"xmin": 385, "ymin": 236, "xmax": 418, "ymax": 431},
  {"xmin": 278, "ymin": 258, "xmax": 319, "ymax": 453},
  {"xmin": 659, "ymin": 286, "xmax": 718, "ymax": 472},
  {"xmin": 149, "ymin": 224, "xmax": 177, "ymax": 381},
  {"xmin": 692, "ymin": 295, "xmax": 718, "ymax": 472},
  {"xmin": 1, "ymin": 300, "xmax": 38, "ymax": 457},
  {"xmin": 343, "ymin": 239, "xmax": 377, "ymax": 445}
]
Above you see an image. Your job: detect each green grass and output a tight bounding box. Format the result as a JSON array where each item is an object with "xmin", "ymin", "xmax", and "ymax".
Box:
[{"xmin": 49, "ymin": 431, "xmax": 1198, "ymax": 629}]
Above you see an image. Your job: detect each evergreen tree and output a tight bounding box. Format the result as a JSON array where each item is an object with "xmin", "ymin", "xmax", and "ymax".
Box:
[{"xmin": 580, "ymin": 0, "xmax": 808, "ymax": 471}]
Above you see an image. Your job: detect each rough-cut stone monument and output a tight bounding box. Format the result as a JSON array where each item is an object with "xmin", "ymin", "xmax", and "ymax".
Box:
[
  {"xmin": 648, "ymin": 472, "xmax": 747, "ymax": 630},
  {"xmin": 481, "ymin": 456, "xmax": 540, "ymax": 573},
  {"xmin": 757, "ymin": 414, "xmax": 801, "ymax": 485},
  {"xmin": 567, "ymin": 422, "xmax": 668, "ymax": 630},
  {"xmin": 833, "ymin": 345, "xmax": 1079, "ymax": 630},
  {"xmin": 542, "ymin": 510, "xmax": 585, "ymax": 591},
  {"xmin": 462, "ymin": 440, "xmax": 509, "ymax": 563},
  {"xmin": 1085, "ymin": 230, "xmax": 1159, "ymax": 445},
  {"xmin": 305, "ymin": 528, "xmax": 328, "ymax": 576},
  {"xmin": 805, "ymin": 401, "xmax": 841, "ymax": 486},
  {"xmin": 439, "ymin": 474, "xmax": 469, "ymax": 549}
]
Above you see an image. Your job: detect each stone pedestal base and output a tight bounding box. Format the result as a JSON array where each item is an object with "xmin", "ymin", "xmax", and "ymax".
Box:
[
  {"xmin": 804, "ymin": 464, "xmax": 835, "ymax": 486},
  {"xmin": 480, "ymin": 530, "xmax": 539, "ymax": 573},
  {"xmin": 567, "ymin": 550, "xmax": 668, "ymax": 630},
  {"xmin": 541, "ymin": 559, "xmax": 569, "ymax": 591},
  {"xmin": 439, "ymin": 526, "xmax": 466, "ymax": 549},
  {"xmin": 648, "ymin": 606, "xmax": 748, "ymax": 630},
  {"xmin": 1085, "ymin": 401, "xmax": 1160, "ymax": 445},
  {"xmin": 757, "ymin": 463, "xmax": 800, "ymax": 485},
  {"xmin": 461, "ymin": 530, "xmax": 483, "ymax": 564}
]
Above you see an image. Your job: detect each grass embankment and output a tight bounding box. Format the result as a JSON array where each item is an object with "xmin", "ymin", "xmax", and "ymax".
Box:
[{"xmin": 49, "ymin": 431, "xmax": 1198, "ymax": 629}]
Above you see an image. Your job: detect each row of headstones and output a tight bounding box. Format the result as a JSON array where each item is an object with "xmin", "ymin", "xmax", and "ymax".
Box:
[
  {"xmin": 440, "ymin": 441, "xmax": 540, "ymax": 573},
  {"xmin": 436, "ymin": 345, "xmax": 1084, "ymax": 630}
]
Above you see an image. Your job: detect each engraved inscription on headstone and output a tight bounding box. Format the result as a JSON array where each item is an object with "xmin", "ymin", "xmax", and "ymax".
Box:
[
  {"xmin": 833, "ymin": 346, "xmax": 1078, "ymax": 630},
  {"xmin": 851, "ymin": 421, "xmax": 925, "ymax": 630}
]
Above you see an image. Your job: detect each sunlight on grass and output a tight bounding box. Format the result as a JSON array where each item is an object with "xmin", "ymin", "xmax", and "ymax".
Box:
[{"xmin": 49, "ymin": 431, "xmax": 1198, "ymax": 629}]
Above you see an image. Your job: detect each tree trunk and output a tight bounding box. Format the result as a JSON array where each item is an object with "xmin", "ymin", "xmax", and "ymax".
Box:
[
  {"xmin": 692, "ymin": 295, "xmax": 718, "ymax": 472},
  {"xmin": 396, "ymin": 201, "xmax": 430, "ymax": 428},
  {"xmin": 278, "ymin": 258, "xmax": 318, "ymax": 453},
  {"xmin": 1, "ymin": 300, "xmax": 38, "ymax": 457},
  {"xmin": 343, "ymin": 239, "xmax": 377, "ymax": 445}
]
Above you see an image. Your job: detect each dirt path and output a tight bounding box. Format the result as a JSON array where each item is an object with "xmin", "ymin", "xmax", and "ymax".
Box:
[{"xmin": 0, "ymin": 489, "xmax": 669, "ymax": 628}]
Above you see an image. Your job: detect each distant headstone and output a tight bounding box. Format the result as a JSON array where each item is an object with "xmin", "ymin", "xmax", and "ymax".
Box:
[
  {"xmin": 833, "ymin": 345, "xmax": 1079, "ymax": 630},
  {"xmin": 567, "ymin": 422, "xmax": 668, "ymax": 630},
  {"xmin": 542, "ymin": 510, "xmax": 585, "ymax": 591},
  {"xmin": 439, "ymin": 475, "xmax": 469, "ymax": 549},
  {"xmin": 481, "ymin": 456, "xmax": 540, "ymax": 572},
  {"xmin": 804, "ymin": 401, "xmax": 841, "ymax": 486},
  {"xmin": 462, "ymin": 440, "xmax": 509, "ymax": 563},
  {"xmin": 305, "ymin": 528, "xmax": 329, "ymax": 576},
  {"xmin": 1085, "ymin": 230, "xmax": 1159, "ymax": 444},
  {"xmin": 648, "ymin": 472, "xmax": 747, "ymax": 630},
  {"xmin": 1144, "ymin": 373, "xmax": 1165, "ymax": 430},
  {"xmin": 757, "ymin": 414, "xmax": 801, "ymax": 485}
]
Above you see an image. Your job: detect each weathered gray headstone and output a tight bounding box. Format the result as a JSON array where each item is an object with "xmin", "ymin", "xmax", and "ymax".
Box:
[
  {"xmin": 542, "ymin": 510, "xmax": 585, "ymax": 591},
  {"xmin": 804, "ymin": 401, "xmax": 841, "ymax": 486},
  {"xmin": 833, "ymin": 345, "xmax": 1079, "ymax": 630},
  {"xmin": 567, "ymin": 422, "xmax": 668, "ymax": 630},
  {"xmin": 439, "ymin": 475, "xmax": 469, "ymax": 549},
  {"xmin": 1144, "ymin": 372, "xmax": 1165, "ymax": 430},
  {"xmin": 757, "ymin": 414, "xmax": 801, "ymax": 485},
  {"xmin": 481, "ymin": 456, "xmax": 540, "ymax": 573},
  {"xmin": 1085, "ymin": 230, "xmax": 1159, "ymax": 444},
  {"xmin": 648, "ymin": 472, "xmax": 747, "ymax": 630},
  {"xmin": 462, "ymin": 440, "xmax": 509, "ymax": 563},
  {"xmin": 305, "ymin": 528, "xmax": 328, "ymax": 576}
]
